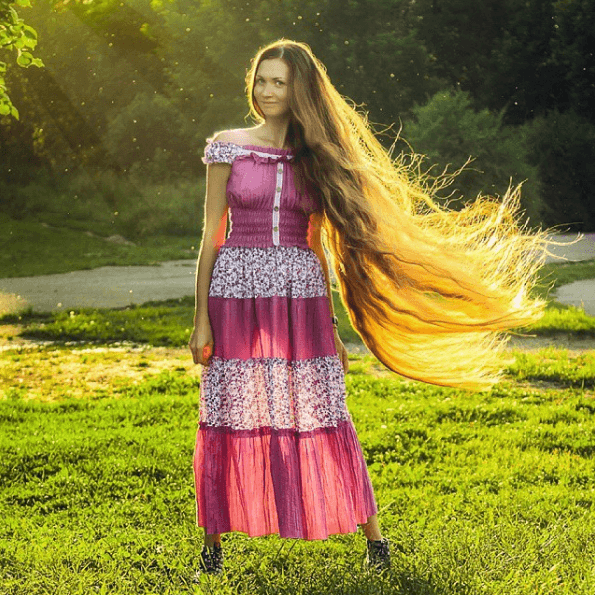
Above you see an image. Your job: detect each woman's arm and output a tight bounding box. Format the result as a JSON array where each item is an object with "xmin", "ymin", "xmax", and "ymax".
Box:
[
  {"xmin": 193, "ymin": 160, "xmax": 229, "ymax": 327},
  {"xmin": 188, "ymin": 132, "xmax": 231, "ymax": 365}
]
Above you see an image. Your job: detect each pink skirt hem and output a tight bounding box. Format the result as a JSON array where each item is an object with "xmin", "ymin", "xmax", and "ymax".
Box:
[{"xmin": 193, "ymin": 419, "xmax": 378, "ymax": 540}]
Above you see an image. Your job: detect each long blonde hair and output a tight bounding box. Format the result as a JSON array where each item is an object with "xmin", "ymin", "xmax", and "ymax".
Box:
[{"xmin": 244, "ymin": 39, "xmax": 548, "ymax": 391}]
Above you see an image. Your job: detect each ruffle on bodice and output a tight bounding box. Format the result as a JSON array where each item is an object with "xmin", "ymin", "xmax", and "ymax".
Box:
[
  {"xmin": 239, "ymin": 151, "xmax": 294, "ymax": 165},
  {"xmin": 202, "ymin": 141, "xmax": 295, "ymax": 165}
]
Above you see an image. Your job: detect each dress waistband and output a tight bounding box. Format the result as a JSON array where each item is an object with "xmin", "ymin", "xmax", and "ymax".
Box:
[{"xmin": 225, "ymin": 207, "xmax": 311, "ymax": 249}]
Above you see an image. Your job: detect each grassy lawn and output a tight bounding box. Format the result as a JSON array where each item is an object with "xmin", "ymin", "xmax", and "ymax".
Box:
[
  {"xmin": 527, "ymin": 302, "xmax": 595, "ymax": 335},
  {"xmin": 0, "ymin": 216, "xmax": 198, "ymax": 278},
  {"xmin": 0, "ymin": 292, "xmax": 366, "ymax": 348},
  {"xmin": 1, "ymin": 248, "xmax": 594, "ymax": 594},
  {"xmin": 538, "ymin": 258, "xmax": 595, "ymax": 292},
  {"xmin": 1, "ymin": 345, "xmax": 594, "ymax": 594},
  {"xmin": 1, "ymin": 215, "xmax": 595, "ymax": 593}
]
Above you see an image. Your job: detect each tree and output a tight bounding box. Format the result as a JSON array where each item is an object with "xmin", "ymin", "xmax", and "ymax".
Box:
[
  {"xmin": 258, "ymin": 0, "xmax": 443, "ymax": 125},
  {"xmin": 411, "ymin": 0, "xmax": 569, "ymax": 125},
  {"xmin": 552, "ymin": 0, "xmax": 595, "ymax": 123},
  {"xmin": 0, "ymin": 0, "xmax": 43, "ymax": 119},
  {"xmin": 524, "ymin": 110, "xmax": 595, "ymax": 231},
  {"xmin": 403, "ymin": 89, "xmax": 543, "ymax": 223}
]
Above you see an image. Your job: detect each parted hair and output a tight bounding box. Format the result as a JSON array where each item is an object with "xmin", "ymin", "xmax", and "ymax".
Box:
[{"xmin": 244, "ymin": 38, "xmax": 548, "ymax": 390}]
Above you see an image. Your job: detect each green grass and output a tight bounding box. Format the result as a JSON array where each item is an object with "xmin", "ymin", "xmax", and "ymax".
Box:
[
  {"xmin": 525, "ymin": 302, "xmax": 595, "ymax": 335},
  {"xmin": 0, "ymin": 215, "xmax": 198, "ymax": 278},
  {"xmin": 0, "ymin": 172, "xmax": 206, "ymax": 278},
  {"xmin": 2, "ymin": 215, "xmax": 595, "ymax": 344},
  {"xmin": 538, "ymin": 258, "xmax": 595, "ymax": 293},
  {"xmin": 2, "ymin": 297, "xmax": 197, "ymax": 346},
  {"xmin": 507, "ymin": 347, "xmax": 595, "ymax": 388},
  {"xmin": 1, "ymin": 346, "xmax": 594, "ymax": 594}
]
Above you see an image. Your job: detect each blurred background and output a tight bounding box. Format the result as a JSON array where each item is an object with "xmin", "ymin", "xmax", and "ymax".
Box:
[{"xmin": 1, "ymin": 0, "xmax": 594, "ymax": 282}]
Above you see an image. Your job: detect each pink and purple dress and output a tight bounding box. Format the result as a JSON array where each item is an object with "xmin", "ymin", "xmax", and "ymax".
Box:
[{"xmin": 193, "ymin": 139, "xmax": 378, "ymax": 540}]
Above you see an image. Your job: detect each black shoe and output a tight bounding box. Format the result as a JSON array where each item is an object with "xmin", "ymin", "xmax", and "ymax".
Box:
[
  {"xmin": 209, "ymin": 542, "xmax": 224, "ymax": 574},
  {"xmin": 365, "ymin": 537, "xmax": 391, "ymax": 571},
  {"xmin": 193, "ymin": 543, "xmax": 224, "ymax": 580}
]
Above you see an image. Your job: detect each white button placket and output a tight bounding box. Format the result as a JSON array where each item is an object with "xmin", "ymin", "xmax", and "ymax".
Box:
[{"xmin": 272, "ymin": 159, "xmax": 283, "ymax": 246}]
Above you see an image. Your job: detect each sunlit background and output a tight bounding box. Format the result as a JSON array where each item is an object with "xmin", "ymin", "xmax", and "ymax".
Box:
[
  {"xmin": 3, "ymin": 0, "xmax": 594, "ymax": 236},
  {"xmin": 0, "ymin": 0, "xmax": 594, "ymax": 310},
  {"xmin": 2, "ymin": 5, "xmax": 595, "ymax": 593}
]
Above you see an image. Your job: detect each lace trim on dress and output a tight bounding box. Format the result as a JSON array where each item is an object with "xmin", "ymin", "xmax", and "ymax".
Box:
[
  {"xmin": 209, "ymin": 246, "xmax": 327, "ymax": 299},
  {"xmin": 202, "ymin": 140, "xmax": 295, "ymax": 165},
  {"xmin": 199, "ymin": 355, "xmax": 351, "ymax": 432}
]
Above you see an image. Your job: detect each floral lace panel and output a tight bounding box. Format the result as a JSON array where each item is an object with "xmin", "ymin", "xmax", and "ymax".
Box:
[
  {"xmin": 199, "ymin": 355, "xmax": 351, "ymax": 433},
  {"xmin": 209, "ymin": 246, "xmax": 327, "ymax": 299},
  {"xmin": 202, "ymin": 141, "xmax": 244, "ymax": 164}
]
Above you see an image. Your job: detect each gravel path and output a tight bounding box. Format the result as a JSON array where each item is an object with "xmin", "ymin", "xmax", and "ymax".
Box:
[
  {"xmin": 0, "ymin": 232, "xmax": 594, "ymax": 315},
  {"xmin": 0, "ymin": 260, "xmax": 197, "ymax": 314}
]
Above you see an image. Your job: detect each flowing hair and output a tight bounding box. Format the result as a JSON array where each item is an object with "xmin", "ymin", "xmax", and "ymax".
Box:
[{"xmin": 244, "ymin": 39, "xmax": 548, "ymax": 391}]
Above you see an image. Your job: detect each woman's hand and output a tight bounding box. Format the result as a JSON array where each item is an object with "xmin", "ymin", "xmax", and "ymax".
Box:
[
  {"xmin": 334, "ymin": 328, "xmax": 350, "ymax": 374},
  {"xmin": 188, "ymin": 322, "xmax": 214, "ymax": 365}
]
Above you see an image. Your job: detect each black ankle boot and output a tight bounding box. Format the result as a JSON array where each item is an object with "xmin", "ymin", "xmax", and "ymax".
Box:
[
  {"xmin": 193, "ymin": 542, "xmax": 224, "ymax": 580},
  {"xmin": 365, "ymin": 537, "xmax": 391, "ymax": 571},
  {"xmin": 208, "ymin": 542, "xmax": 224, "ymax": 574}
]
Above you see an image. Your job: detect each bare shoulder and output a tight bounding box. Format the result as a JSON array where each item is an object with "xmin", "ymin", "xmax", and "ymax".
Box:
[{"xmin": 210, "ymin": 128, "xmax": 250, "ymax": 145}]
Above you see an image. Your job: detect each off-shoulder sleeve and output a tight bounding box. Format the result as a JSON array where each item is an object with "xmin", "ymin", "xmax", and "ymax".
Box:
[{"xmin": 201, "ymin": 140, "xmax": 242, "ymax": 165}]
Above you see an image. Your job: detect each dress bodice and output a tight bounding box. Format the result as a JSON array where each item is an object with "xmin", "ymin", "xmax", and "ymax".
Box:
[{"xmin": 202, "ymin": 140, "xmax": 321, "ymax": 249}]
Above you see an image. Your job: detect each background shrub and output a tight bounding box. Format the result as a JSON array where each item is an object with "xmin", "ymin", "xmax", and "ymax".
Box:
[
  {"xmin": 523, "ymin": 110, "xmax": 595, "ymax": 231},
  {"xmin": 403, "ymin": 89, "xmax": 544, "ymax": 225}
]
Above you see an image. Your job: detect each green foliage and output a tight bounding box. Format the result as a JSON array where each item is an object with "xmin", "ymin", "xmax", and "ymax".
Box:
[
  {"xmin": 403, "ymin": 89, "xmax": 543, "ymax": 223},
  {"xmin": 411, "ymin": 0, "xmax": 589, "ymax": 127},
  {"xmin": 484, "ymin": 0, "xmax": 562, "ymax": 124},
  {"xmin": 523, "ymin": 110, "xmax": 595, "ymax": 230},
  {"xmin": 1, "ymin": 0, "xmax": 595, "ymax": 230},
  {"xmin": 552, "ymin": 0, "xmax": 595, "ymax": 120},
  {"xmin": 257, "ymin": 0, "xmax": 443, "ymax": 120},
  {"xmin": 0, "ymin": 0, "xmax": 43, "ymax": 119},
  {"xmin": 104, "ymin": 92, "xmax": 198, "ymax": 179},
  {"xmin": 0, "ymin": 346, "xmax": 594, "ymax": 593}
]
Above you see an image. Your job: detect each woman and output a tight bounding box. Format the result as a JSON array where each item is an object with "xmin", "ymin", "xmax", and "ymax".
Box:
[{"xmin": 188, "ymin": 39, "xmax": 546, "ymax": 577}]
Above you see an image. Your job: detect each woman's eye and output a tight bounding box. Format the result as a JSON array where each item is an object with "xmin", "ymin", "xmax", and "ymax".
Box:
[{"xmin": 256, "ymin": 79, "xmax": 284, "ymax": 86}]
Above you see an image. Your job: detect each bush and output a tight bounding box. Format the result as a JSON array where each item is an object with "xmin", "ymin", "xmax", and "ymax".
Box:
[
  {"xmin": 116, "ymin": 178, "xmax": 205, "ymax": 238},
  {"xmin": 523, "ymin": 110, "xmax": 595, "ymax": 231},
  {"xmin": 402, "ymin": 89, "xmax": 544, "ymax": 224},
  {"xmin": 104, "ymin": 92, "xmax": 199, "ymax": 180}
]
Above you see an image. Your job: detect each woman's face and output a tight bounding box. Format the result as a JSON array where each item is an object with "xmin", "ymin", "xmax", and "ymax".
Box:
[{"xmin": 254, "ymin": 58, "xmax": 291, "ymax": 118}]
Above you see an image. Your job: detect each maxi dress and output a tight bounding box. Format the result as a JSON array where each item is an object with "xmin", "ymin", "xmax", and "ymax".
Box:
[{"xmin": 193, "ymin": 139, "xmax": 379, "ymax": 540}]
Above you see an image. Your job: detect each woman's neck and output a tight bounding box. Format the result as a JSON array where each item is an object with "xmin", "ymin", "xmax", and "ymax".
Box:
[{"xmin": 252, "ymin": 122, "xmax": 290, "ymax": 149}]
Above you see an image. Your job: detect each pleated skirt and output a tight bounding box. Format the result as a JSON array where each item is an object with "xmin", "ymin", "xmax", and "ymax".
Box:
[{"xmin": 193, "ymin": 245, "xmax": 378, "ymax": 540}]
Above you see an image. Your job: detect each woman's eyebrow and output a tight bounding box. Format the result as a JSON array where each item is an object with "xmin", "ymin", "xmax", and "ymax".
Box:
[{"xmin": 256, "ymin": 75, "xmax": 286, "ymax": 81}]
